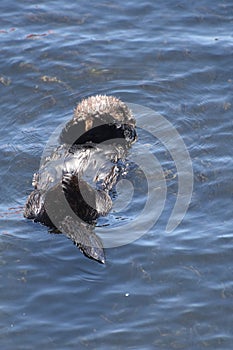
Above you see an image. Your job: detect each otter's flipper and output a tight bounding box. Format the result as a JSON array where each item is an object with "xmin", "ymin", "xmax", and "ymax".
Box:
[
  {"xmin": 62, "ymin": 173, "xmax": 112, "ymax": 222},
  {"xmin": 60, "ymin": 215, "xmax": 105, "ymax": 264}
]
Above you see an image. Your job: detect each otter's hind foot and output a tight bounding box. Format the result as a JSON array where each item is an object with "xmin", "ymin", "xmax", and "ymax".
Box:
[{"xmin": 60, "ymin": 215, "xmax": 105, "ymax": 264}]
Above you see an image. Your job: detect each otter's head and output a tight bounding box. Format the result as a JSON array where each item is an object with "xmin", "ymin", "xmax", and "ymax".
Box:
[{"xmin": 60, "ymin": 95, "xmax": 136, "ymax": 146}]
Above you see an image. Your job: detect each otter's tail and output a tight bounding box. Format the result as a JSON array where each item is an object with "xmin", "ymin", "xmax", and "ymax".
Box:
[{"xmin": 59, "ymin": 215, "xmax": 105, "ymax": 264}]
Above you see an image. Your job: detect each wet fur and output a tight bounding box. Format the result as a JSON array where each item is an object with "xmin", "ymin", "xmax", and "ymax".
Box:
[{"xmin": 24, "ymin": 95, "xmax": 137, "ymax": 263}]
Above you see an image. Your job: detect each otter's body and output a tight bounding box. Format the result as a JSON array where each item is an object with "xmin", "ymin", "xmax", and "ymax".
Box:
[{"xmin": 24, "ymin": 95, "xmax": 137, "ymax": 263}]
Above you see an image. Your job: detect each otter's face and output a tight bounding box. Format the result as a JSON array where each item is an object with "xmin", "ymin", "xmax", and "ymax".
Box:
[{"xmin": 60, "ymin": 95, "xmax": 136, "ymax": 146}]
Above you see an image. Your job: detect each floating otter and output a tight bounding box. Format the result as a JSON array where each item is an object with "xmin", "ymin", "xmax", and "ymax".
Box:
[{"xmin": 24, "ymin": 95, "xmax": 137, "ymax": 263}]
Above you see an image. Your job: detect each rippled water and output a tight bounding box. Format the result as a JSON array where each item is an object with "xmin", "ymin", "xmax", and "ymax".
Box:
[{"xmin": 0, "ymin": 0, "xmax": 233, "ymax": 349}]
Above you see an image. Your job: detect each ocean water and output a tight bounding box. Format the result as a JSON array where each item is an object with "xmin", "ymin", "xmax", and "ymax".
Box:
[{"xmin": 0, "ymin": 0, "xmax": 232, "ymax": 349}]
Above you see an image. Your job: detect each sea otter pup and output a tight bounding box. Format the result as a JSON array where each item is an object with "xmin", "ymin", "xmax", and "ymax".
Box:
[{"xmin": 24, "ymin": 95, "xmax": 137, "ymax": 263}]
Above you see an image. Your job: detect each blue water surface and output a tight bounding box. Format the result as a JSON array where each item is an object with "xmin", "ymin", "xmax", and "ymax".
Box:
[{"xmin": 0, "ymin": 0, "xmax": 233, "ymax": 349}]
